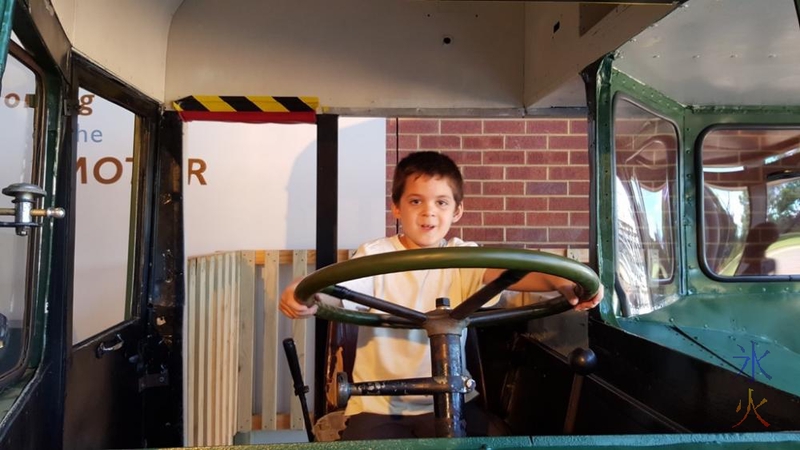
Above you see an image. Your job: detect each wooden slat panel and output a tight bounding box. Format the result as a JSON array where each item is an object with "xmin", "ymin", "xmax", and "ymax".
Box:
[
  {"xmin": 221, "ymin": 253, "xmax": 232, "ymax": 442},
  {"xmin": 211, "ymin": 255, "xmax": 222, "ymax": 445},
  {"xmin": 229, "ymin": 253, "xmax": 241, "ymax": 439},
  {"xmin": 290, "ymin": 250, "xmax": 309, "ymax": 430},
  {"xmin": 198, "ymin": 257, "xmax": 209, "ymax": 444},
  {"xmin": 237, "ymin": 252, "xmax": 255, "ymax": 433},
  {"xmin": 186, "ymin": 259, "xmax": 197, "ymax": 446},
  {"xmin": 261, "ymin": 251, "xmax": 280, "ymax": 430},
  {"xmin": 254, "ymin": 249, "xmax": 352, "ymax": 266}
]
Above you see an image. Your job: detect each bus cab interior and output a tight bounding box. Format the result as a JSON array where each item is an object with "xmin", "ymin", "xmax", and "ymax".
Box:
[{"xmin": 0, "ymin": 0, "xmax": 799, "ymax": 449}]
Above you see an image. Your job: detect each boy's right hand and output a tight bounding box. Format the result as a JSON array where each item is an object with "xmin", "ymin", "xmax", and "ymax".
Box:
[{"xmin": 279, "ymin": 278, "xmax": 318, "ymax": 319}]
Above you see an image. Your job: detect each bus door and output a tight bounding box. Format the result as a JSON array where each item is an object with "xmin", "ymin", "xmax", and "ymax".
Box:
[
  {"xmin": 0, "ymin": 4, "xmax": 181, "ymax": 448},
  {"xmin": 61, "ymin": 54, "xmax": 163, "ymax": 449}
]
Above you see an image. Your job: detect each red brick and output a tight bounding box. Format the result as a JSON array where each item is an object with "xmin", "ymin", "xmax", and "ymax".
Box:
[
  {"xmin": 570, "ymin": 119, "xmax": 588, "ymax": 134},
  {"xmin": 387, "ymin": 135, "xmax": 396, "ymax": 149},
  {"xmin": 466, "ymin": 197, "xmax": 505, "ymax": 211},
  {"xmin": 462, "ymin": 227, "xmax": 504, "ymax": 242},
  {"xmin": 549, "ymin": 227, "xmax": 589, "ymax": 243},
  {"xmin": 484, "ymin": 181, "xmax": 524, "ymax": 195},
  {"xmin": 484, "ymin": 120, "xmax": 526, "ymax": 134},
  {"xmin": 569, "ymin": 181, "xmax": 590, "ymax": 195},
  {"xmin": 569, "ymin": 150, "xmax": 589, "ymax": 165},
  {"xmin": 570, "ymin": 212, "xmax": 590, "ymax": 227},
  {"xmin": 441, "ymin": 151, "xmax": 482, "ymax": 165},
  {"xmin": 549, "ymin": 135, "xmax": 588, "ymax": 150},
  {"xmin": 506, "ymin": 228, "xmax": 548, "ymax": 242},
  {"xmin": 549, "ymin": 166, "xmax": 589, "ymax": 180},
  {"xmin": 385, "ymin": 226, "xmax": 395, "ymax": 237},
  {"xmin": 483, "ymin": 151, "xmax": 525, "ymax": 165},
  {"xmin": 615, "ymin": 119, "xmax": 655, "ymax": 135},
  {"xmin": 615, "ymin": 136, "xmax": 633, "ymax": 150},
  {"xmin": 463, "ymin": 136, "xmax": 503, "ymax": 150},
  {"xmin": 398, "ymin": 119, "xmax": 439, "ymax": 134},
  {"xmin": 420, "ymin": 135, "xmax": 461, "ymax": 149},
  {"xmin": 484, "ymin": 212, "xmax": 525, "ymax": 226},
  {"xmin": 458, "ymin": 211, "xmax": 482, "ymax": 226},
  {"xmin": 398, "ymin": 135, "xmax": 418, "ymax": 150},
  {"xmin": 506, "ymin": 166, "xmax": 547, "ymax": 180},
  {"xmin": 463, "ymin": 165, "xmax": 504, "ymax": 180},
  {"xmin": 506, "ymin": 135, "xmax": 546, "ymax": 150},
  {"xmin": 445, "ymin": 228, "xmax": 463, "ymax": 240},
  {"xmin": 464, "ymin": 182, "xmax": 482, "ymax": 195},
  {"xmin": 526, "ymin": 212, "xmax": 569, "ymax": 226},
  {"xmin": 441, "ymin": 120, "xmax": 482, "ymax": 134},
  {"xmin": 506, "ymin": 197, "xmax": 548, "ymax": 211},
  {"xmin": 526, "ymin": 119, "xmax": 569, "ymax": 134},
  {"xmin": 548, "ymin": 197, "xmax": 589, "ymax": 211},
  {"xmin": 527, "ymin": 151, "xmax": 569, "ymax": 165},
  {"xmin": 526, "ymin": 181, "xmax": 567, "ymax": 195},
  {"xmin": 387, "ymin": 118, "xmax": 397, "ymax": 133}
]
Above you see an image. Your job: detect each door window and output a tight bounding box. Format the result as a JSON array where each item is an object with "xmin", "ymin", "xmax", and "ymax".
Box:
[
  {"xmin": 613, "ymin": 97, "xmax": 679, "ymax": 316},
  {"xmin": 0, "ymin": 53, "xmax": 39, "ymax": 383},
  {"xmin": 72, "ymin": 89, "xmax": 136, "ymax": 344}
]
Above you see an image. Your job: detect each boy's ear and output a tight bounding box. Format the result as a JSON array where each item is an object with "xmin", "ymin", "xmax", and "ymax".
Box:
[
  {"xmin": 391, "ymin": 202, "xmax": 401, "ymax": 219},
  {"xmin": 453, "ymin": 202, "xmax": 464, "ymax": 222}
]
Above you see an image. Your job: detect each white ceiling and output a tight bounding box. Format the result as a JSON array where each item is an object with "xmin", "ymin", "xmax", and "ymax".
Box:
[{"xmin": 614, "ymin": 0, "xmax": 800, "ymax": 106}]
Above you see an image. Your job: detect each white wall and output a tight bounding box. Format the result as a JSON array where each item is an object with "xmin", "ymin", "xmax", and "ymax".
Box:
[
  {"xmin": 184, "ymin": 117, "xmax": 385, "ymax": 254},
  {"xmin": 51, "ymin": 0, "xmax": 182, "ymax": 101},
  {"xmin": 166, "ymin": 0, "xmax": 524, "ymax": 111}
]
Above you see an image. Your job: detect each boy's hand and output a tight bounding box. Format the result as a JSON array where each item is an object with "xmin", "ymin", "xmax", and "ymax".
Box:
[
  {"xmin": 556, "ymin": 283, "xmax": 605, "ymax": 312},
  {"xmin": 279, "ymin": 278, "xmax": 318, "ymax": 319}
]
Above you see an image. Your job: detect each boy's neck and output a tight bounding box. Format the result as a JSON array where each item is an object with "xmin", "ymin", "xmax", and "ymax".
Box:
[{"xmin": 398, "ymin": 234, "xmax": 446, "ymax": 250}]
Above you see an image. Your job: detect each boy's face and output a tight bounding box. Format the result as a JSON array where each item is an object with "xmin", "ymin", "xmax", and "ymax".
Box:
[{"xmin": 391, "ymin": 174, "xmax": 463, "ymax": 249}]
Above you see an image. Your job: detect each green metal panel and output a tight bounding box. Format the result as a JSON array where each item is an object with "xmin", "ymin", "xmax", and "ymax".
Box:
[
  {"xmin": 0, "ymin": 0, "xmax": 12, "ymax": 83},
  {"xmin": 154, "ymin": 432, "xmax": 800, "ymax": 449},
  {"xmin": 591, "ymin": 54, "xmax": 800, "ymax": 395}
]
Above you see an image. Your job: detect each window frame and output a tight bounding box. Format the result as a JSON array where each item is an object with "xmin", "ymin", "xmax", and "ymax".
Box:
[
  {"xmin": 0, "ymin": 41, "xmax": 48, "ymax": 390},
  {"xmin": 611, "ymin": 93, "xmax": 682, "ymax": 316}
]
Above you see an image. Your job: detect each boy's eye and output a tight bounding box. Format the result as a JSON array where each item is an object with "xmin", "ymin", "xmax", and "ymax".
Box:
[
  {"xmin": 437, "ymin": 200, "xmax": 449, "ymax": 207},
  {"xmin": 409, "ymin": 199, "xmax": 421, "ymax": 205}
]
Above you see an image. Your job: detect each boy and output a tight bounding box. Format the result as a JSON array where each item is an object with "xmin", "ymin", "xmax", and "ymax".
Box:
[{"xmin": 280, "ymin": 151, "xmax": 603, "ymax": 439}]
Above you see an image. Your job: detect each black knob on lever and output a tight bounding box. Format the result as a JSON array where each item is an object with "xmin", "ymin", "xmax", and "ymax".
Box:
[{"xmin": 563, "ymin": 347, "xmax": 597, "ymax": 434}]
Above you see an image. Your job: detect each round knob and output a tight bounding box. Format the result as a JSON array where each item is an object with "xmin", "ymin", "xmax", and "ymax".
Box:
[
  {"xmin": 2, "ymin": 183, "xmax": 46, "ymax": 199},
  {"xmin": 568, "ymin": 347, "xmax": 597, "ymax": 376},
  {"xmin": 435, "ymin": 297, "xmax": 450, "ymax": 309}
]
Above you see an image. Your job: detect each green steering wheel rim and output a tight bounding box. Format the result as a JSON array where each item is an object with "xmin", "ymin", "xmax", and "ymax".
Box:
[{"xmin": 295, "ymin": 247, "xmax": 601, "ymax": 327}]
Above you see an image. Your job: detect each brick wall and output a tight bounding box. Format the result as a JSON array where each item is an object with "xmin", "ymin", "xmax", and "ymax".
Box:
[{"xmin": 385, "ymin": 118, "xmax": 590, "ymax": 249}]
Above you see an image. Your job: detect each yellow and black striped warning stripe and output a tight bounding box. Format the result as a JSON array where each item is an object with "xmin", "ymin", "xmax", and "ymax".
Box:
[{"xmin": 173, "ymin": 95, "xmax": 319, "ymax": 124}]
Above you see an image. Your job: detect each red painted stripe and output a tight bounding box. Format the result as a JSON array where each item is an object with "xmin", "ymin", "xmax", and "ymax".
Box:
[{"xmin": 177, "ymin": 111, "xmax": 316, "ymax": 124}]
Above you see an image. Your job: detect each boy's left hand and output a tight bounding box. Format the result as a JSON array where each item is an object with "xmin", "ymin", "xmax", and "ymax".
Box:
[{"xmin": 556, "ymin": 283, "xmax": 605, "ymax": 311}]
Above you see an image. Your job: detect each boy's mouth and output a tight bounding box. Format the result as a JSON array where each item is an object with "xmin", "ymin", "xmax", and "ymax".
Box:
[{"xmin": 420, "ymin": 224, "xmax": 436, "ymax": 231}]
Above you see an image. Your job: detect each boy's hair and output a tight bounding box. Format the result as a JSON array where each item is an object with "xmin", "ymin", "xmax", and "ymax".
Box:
[{"xmin": 391, "ymin": 151, "xmax": 464, "ymax": 206}]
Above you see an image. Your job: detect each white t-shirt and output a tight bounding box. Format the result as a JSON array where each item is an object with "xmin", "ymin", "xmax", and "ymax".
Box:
[{"xmin": 339, "ymin": 235, "xmax": 490, "ymax": 416}]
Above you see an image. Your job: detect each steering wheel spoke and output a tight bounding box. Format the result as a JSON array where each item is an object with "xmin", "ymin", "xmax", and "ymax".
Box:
[
  {"xmin": 450, "ymin": 269, "xmax": 529, "ymax": 320},
  {"xmin": 326, "ymin": 285, "xmax": 428, "ymax": 323}
]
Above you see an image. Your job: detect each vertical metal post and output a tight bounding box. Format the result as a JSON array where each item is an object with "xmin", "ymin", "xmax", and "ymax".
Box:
[
  {"xmin": 315, "ymin": 114, "xmax": 338, "ymax": 419},
  {"xmin": 429, "ymin": 333, "xmax": 466, "ymax": 438}
]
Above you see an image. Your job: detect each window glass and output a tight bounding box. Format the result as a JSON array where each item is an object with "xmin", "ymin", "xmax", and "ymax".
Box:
[
  {"xmin": 702, "ymin": 128, "xmax": 800, "ymax": 277},
  {"xmin": 72, "ymin": 89, "xmax": 136, "ymax": 343},
  {"xmin": 0, "ymin": 54, "xmax": 38, "ymax": 378},
  {"xmin": 613, "ymin": 98, "xmax": 678, "ymax": 315}
]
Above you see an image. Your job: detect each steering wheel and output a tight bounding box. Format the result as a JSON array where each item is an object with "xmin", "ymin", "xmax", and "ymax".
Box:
[
  {"xmin": 293, "ymin": 246, "xmax": 601, "ymax": 438},
  {"xmin": 295, "ymin": 246, "xmax": 601, "ymax": 328}
]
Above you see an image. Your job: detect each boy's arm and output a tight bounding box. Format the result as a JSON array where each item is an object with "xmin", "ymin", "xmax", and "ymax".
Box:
[
  {"xmin": 483, "ymin": 269, "xmax": 604, "ymax": 312},
  {"xmin": 279, "ymin": 277, "xmax": 343, "ymax": 319}
]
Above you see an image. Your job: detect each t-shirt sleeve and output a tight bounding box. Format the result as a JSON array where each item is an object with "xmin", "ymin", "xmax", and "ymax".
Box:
[
  {"xmin": 454, "ymin": 240, "xmax": 501, "ymax": 308},
  {"xmin": 338, "ymin": 245, "xmax": 373, "ymax": 311}
]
